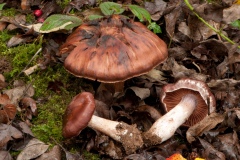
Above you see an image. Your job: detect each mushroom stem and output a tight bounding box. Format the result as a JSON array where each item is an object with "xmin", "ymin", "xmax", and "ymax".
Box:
[
  {"xmin": 88, "ymin": 115, "xmax": 143, "ymax": 154},
  {"xmin": 88, "ymin": 115, "xmax": 124, "ymax": 141},
  {"xmin": 143, "ymin": 94, "xmax": 197, "ymax": 145}
]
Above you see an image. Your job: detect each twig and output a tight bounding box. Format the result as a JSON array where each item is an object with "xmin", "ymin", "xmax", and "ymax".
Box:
[
  {"xmin": 184, "ymin": 0, "xmax": 240, "ymax": 48},
  {"xmin": 14, "ymin": 47, "xmax": 42, "ymax": 79},
  {"xmin": 23, "ymin": 63, "xmax": 42, "ymax": 76}
]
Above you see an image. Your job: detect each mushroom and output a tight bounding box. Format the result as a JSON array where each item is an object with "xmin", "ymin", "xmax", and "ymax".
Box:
[
  {"xmin": 62, "ymin": 92, "xmax": 143, "ymax": 154},
  {"xmin": 59, "ymin": 14, "xmax": 168, "ymax": 83},
  {"xmin": 143, "ymin": 78, "xmax": 216, "ymax": 145}
]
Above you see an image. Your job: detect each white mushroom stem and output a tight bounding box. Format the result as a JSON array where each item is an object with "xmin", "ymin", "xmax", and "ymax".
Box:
[
  {"xmin": 143, "ymin": 94, "xmax": 197, "ymax": 145},
  {"xmin": 88, "ymin": 115, "xmax": 126, "ymax": 141},
  {"xmin": 88, "ymin": 115, "xmax": 143, "ymax": 154}
]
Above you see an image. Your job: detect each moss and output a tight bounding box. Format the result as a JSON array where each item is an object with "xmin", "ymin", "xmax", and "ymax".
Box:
[
  {"xmin": 10, "ymin": 151, "xmax": 21, "ymax": 159},
  {"xmin": 0, "ymin": 31, "xmax": 42, "ymax": 80},
  {"xmin": 1, "ymin": 8, "xmax": 17, "ymax": 17},
  {"xmin": 0, "ymin": 28, "xmax": 100, "ymax": 159},
  {"xmin": 82, "ymin": 151, "xmax": 101, "ymax": 160},
  {"xmin": 56, "ymin": 0, "xmax": 72, "ymax": 9},
  {"xmin": 30, "ymin": 64, "xmax": 80, "ymax": 143},
  {"xmin": 31, "ymin": 93, "xmax": 71, "ymax": 143},
  {"xmin": 25, "ymin": 13, "xmax": 35, "ymax": 23}
]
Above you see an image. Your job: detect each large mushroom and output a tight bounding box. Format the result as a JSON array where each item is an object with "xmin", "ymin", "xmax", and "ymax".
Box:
[
  {"xmin": 62, "ymin": 92, "xmax": 143, "ymax": 154},
  {"xmin": 59, "ymin": 14, "xmax": 168, "ymax": 83},
  {"xmin": 143, "ymin": 78, "xmax": 216, "ymax": 145}
]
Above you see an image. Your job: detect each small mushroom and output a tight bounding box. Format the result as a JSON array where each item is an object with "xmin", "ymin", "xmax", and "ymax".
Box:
[
  {"xmin": 59, "ymin": 14, "xmax": 168, "ymax": 83},
  {"xmin": 62, "ymin": 92, "xmax": 143, "ymax": 154},
  {"xmin": 143, "ymin": 78, "xmax": 216, "ymax": 145}
]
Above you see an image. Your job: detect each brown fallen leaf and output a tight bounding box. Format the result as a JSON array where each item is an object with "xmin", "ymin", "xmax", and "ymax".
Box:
[
  {"xmin": 3, "ymin": 104, "xmax": 17, "ymax": 120},
  {"xmin": 7, "ymin": 35, "xmax": 32, "ymax": 48},
  {"xmin": 0, "ymin": 110, "xmax": 9, "ymax": 124},
  {"xmin": 144, "ymin": 0, "xmax": 167, "ymax": 21},
  {"xmin": 216, "ymin": 131, "xmax": 240, "ymax": 159},
  {"xmin": 3, "ymin": 81, "xmax": 35, "ymax": 105},
  {"xmin": 0, "ymin": 104, "xmax": 17, "ymax": 124},
  {"xmin": 134, "ymin": 105, "xmax": 162, "ymax": 121},
  {"xmin": 19, "ymin": 97, "xmax": 38, "ymax": 117},
  {"xmin": 16, "ymin": 138, "xmax": 49, "ymax": 160},
  {"xmin": 162, "ymin": 58, "xmax": 207, "ymax": 81},
  {"xmin": 186, "ymin": 112, "xmax": 225, "ymax": 143},
  {"xmin": 128, "ymin": 86, "xmax": 150, "ymax": 100},
  {"xmin": 21, "ymin": 0, "xmax": 31, "ymax": 10},
  {"xmin": 18, "ymin": 121, "xmax": 34, "ymax": 136},
  {"xmin": 165, "ymin": 6, "xmax": 181, "ymax": 38},
  {"xmin": 36, "ymin": 145, "xmax": 61, "ymax": 160},
  {"xmin": 0, "ymin": 74, "xmax": 7, "ymax": 90},
  {"xmin": 99, "ymin": 140, "xmax": 123, "ymax": 159},
  {"xmin": 0, "ymin": 124, "xmax": 23, "ymax": 149},
  {"xmin": 222, "ymin": 4, "xmax": 240, "ymax": 24},
  {"xmin": 0, "ymin": 93, "xmax": 17, "ymax": 124},
  {"xmin": 0, "ymin": 94, "xmax": 11, "ymax": 106},
  {"xmin": 0, "ymin": 150, "xmax": 12, "ymax": 160},
  {"xmin": 199, "ymin": 138, "xmax": 226, "ymax": 160}
]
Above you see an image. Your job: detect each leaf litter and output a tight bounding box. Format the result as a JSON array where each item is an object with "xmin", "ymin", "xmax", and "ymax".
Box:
[{"xmin": 0, "ymin": 0, "xmax": 240, "ymax": 159}]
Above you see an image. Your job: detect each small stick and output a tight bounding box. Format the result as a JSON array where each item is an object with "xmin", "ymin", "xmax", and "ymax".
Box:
[{"xmin": 23, "ymin": 63, "xmax": 42, "ymax": 76}]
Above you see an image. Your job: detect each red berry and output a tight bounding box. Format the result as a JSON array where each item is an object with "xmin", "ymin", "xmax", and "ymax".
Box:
[{"xmin": 34, "ymin": 9, "xmax": 43, "ymax": 17}]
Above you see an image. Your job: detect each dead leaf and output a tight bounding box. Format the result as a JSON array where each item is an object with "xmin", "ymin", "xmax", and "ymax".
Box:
[
  {"xmin": 140, "ymin": 69, "xmax": 167, "ymax": 83},
  {"xmin": 36, "ymin": 145, "xmax": 61, "ymax": 160},
  {"xmin": 0, "ymin": 22, "xmax": 7, "ymax": 31},
  {"xmin": 19, "ymin": 97, "xmax": 37, "ymax": 116},
  {"xmin": 222, "ymin": 4, "xmax": 240, "ymax": 24},
  {"xmin": 0, "ymin": 94, "xmax": 11, "ymax": 106},
  {"xmin": 134, "ymin": 105, "xmax": 162, "ymax": 121},
  {"xmin": 3, "ymin": 82, "xmax": 34, "ymax": 105},
  {"xmin": 128, "ymin": 86, "xmax": 150, "ymax": 100},
  {"xmin": 162, "ymin": 58, "xmax": 207, "ymax": 81},
  {"xmin": 16, "ymin": 138, "xmax": 49, "ymax": 160},
  {"xmin": 199, "ymin": 138, "xmax": 226, "ymax": 160},
  {"xmin": 186, "ymin": 113, "xmax": 225, "ymax": 143},
  {"xmin": 65, "ymin": 151, "xmax": 82, "ymax": 160},
  {"xmin": 0, "ymin": 110, "xmax": 9, "ymax": 124},
  {"xmin": 21, "ymin": 0, "xmax": 31, "ymax": 10},
  {"xmin": 165, "ymin": 7, "xmax": 181, "ymax": 38},
  {"xmin": 18, "ymin": 121, "xmax": 34, "ymax": 136},
  {"xmin": 99, "ymin": 140, "xmax": 123, "ymax": 159},
  {"xmin": 144, "ymin": 0, "xmax": 167, "ymax": 21},
  {"xmin": 0, "ymin": 151, "xmax": 12, "ymax": 160},
  {"xmin": 0, "ymin": 124, "xmax": 23, "ymax": 149},
  {"xmin": 123, "ymin": 154, "xmax": 146, "ymax": 160},
  {"xmin": 216, "ymin": 131, "xmax": 240, "ymax": 159},
  {"xmin": 179, "ymin": 18, "xmax": 219, "ymax": 40},
  {"xmin": 0, "ymin": 104, "xmax": 17, "ymax": 123}
]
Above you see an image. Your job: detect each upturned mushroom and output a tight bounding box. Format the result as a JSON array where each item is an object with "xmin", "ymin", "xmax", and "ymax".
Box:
[
  {"xmin": 59, "ymin": 14, "xmax": 168, "ymax": 83},
  {"xmin": 62, "ymin": 92, "xmax": 143, "ymax": 154},
  {"xmin": 143, "ymin": 78, "xmax": 216, "ymax": 145}
]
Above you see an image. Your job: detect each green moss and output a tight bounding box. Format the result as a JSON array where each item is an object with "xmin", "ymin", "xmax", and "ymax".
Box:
[
  {"xmin": 26, "ymin": 13, "xmax": 35, "ymax": 23},
  {"xmin": 0, "ymin": 30, "xmax": 13, "ymax": 42},
  {"xmin": 56, "ymin": 0, "xmax": 72, "ymax": 9},
  {"xmin": 1, "ymin": 8, "xmax": 17, "ymax": 17},
  {"xmin": 30, "ymin": 64, "xmax": 80, "ymax": 143},
  {"xmin": 82, "ymin": 151, "xmax": 101, "ymax": 160},
  {"xmin": 0, "ymin": 31, "xmax": 42, "ymax": 80},
  {"xmin": 0, "ymin": 29, "xmax": 99, "ymax": 159},
  {"xmin": 31, "ymin": 94, "xmax": 70, "ymax": 143}
]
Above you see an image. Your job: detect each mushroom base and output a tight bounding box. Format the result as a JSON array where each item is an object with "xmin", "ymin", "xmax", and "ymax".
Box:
[
  {"xmin": 89, "ymin": 115, "xmax": 143, "ymax": 154},
  {"xmin": 116, "ymin": 123, "xmax": 143, "ymax": 154},
  {"xmin": 143, "ymin": 94, "xmax": 197, "ymax": 146}
]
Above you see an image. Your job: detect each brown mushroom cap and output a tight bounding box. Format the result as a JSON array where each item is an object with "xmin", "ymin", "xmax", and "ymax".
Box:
[
  {"xmin": 59, "ymin": 14, "xmax": 168, "ymax": 83},
  {"xmin": 62, "ymin": 92, "xmax": 95, "ymax": 138},
  {"xmin": 160, "ymin": 78, "xmax": 216, "ymax": 126}
]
